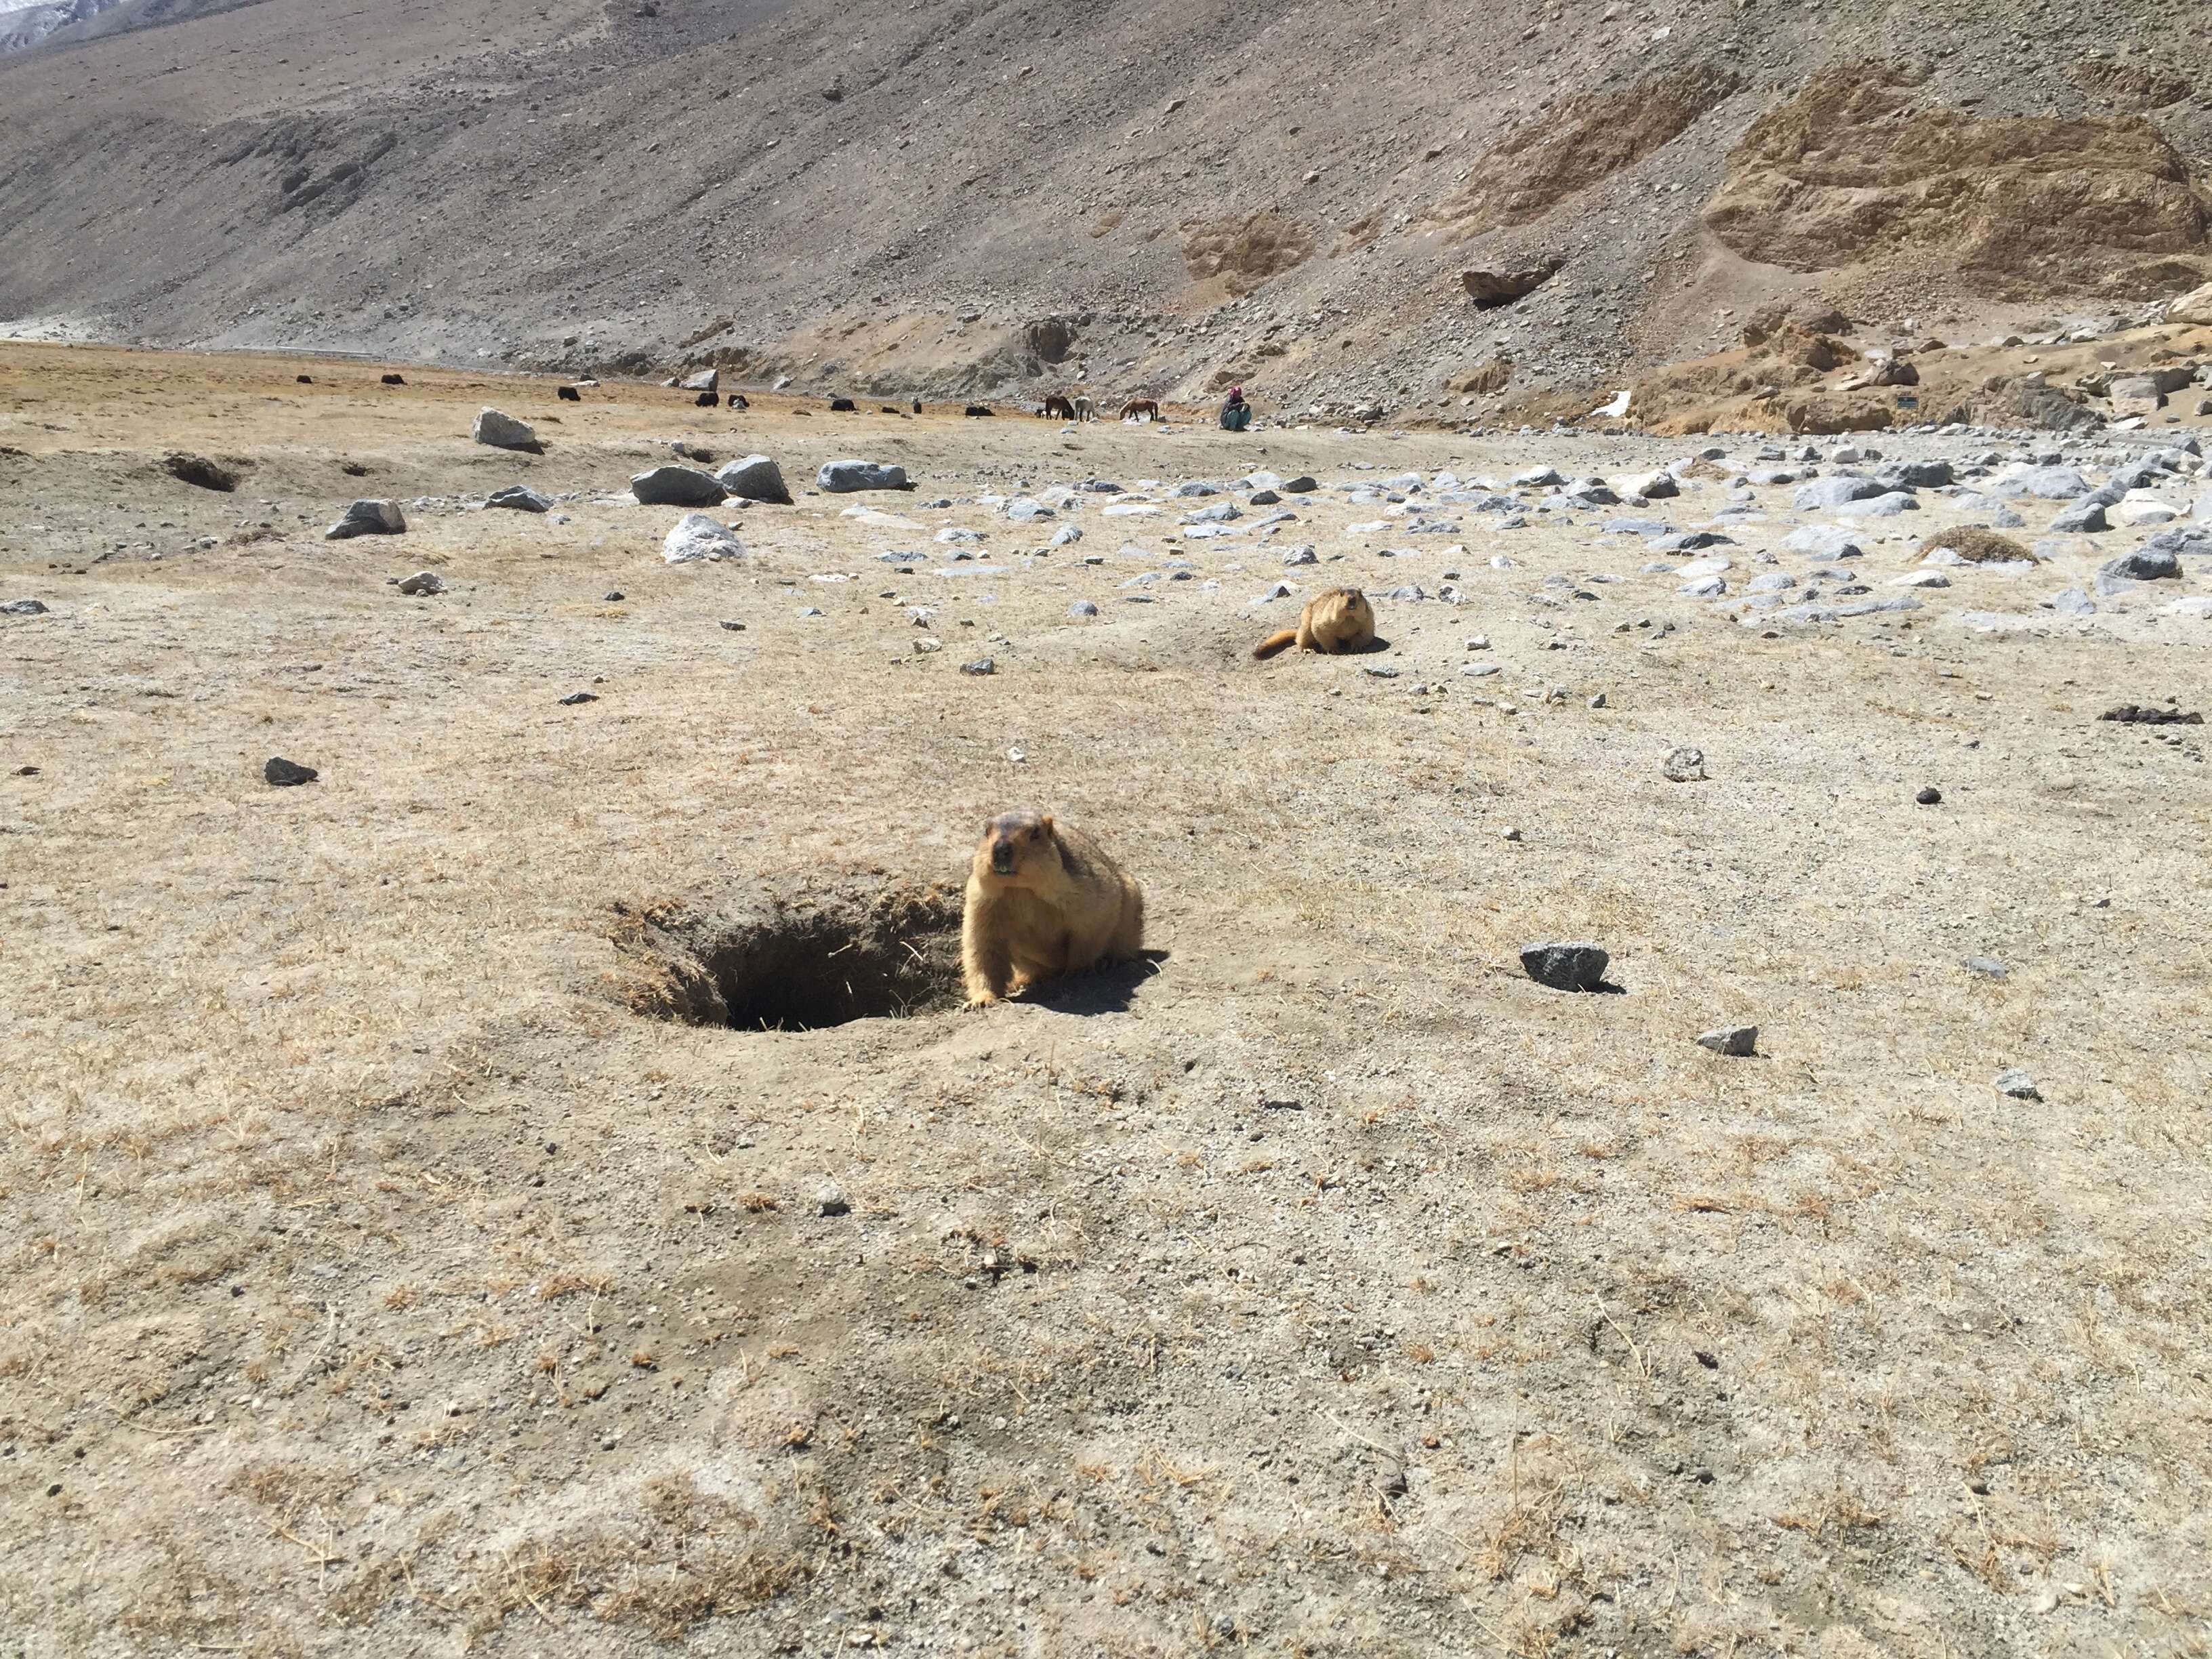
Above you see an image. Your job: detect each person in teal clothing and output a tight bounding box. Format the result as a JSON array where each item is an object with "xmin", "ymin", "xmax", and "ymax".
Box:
[{"xmin": 1218, "ymin": 384, "xmax": 1252, "ymax": 431}]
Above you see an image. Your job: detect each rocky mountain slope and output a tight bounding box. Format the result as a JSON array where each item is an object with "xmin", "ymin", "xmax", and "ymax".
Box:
[
  {"xmin": 0, "ymin": 0, "xmax": 2207, "ymax": 417},
  {"xmin": 0, "ymin": 0, "xmax": 127, "ymax": 56}
]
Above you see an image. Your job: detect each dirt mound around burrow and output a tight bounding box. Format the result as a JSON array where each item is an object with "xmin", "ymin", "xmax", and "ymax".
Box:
[
  {"xmin": 1179, "ymin": 212, "xmax": 1316, "ymax": 297},
  {"xmin": 612, "ymin": 882, "xmax": 964, "ymax": 1031},
  {"xmin": 1425, "ymin": 63, "xmax": 1742, "ymax": 240},
  {"xmin": 1703, "ymin": 62, "xmax": 2210, "ymax": 300}
]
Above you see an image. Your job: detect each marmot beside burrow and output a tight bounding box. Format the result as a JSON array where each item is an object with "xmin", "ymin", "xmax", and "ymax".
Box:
[
  {"xmin": 962, "ymin": 811, "xmax": 1144, "ymax": 1006},
  {"xmin": 1252, "ymin": 587, "xmax": 1374, "ymax": 659}
]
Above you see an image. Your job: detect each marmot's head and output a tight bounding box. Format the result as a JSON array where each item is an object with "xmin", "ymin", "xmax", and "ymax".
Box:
[
  {"xmin": 978, "ymin": 810, "xmax": 1058, "ymax": 880},
  {"xmin": 1335, "ymin": 588, "xmax": 1371, "ymax": 615}
]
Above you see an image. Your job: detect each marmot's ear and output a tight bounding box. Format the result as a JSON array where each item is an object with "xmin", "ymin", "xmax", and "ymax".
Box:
[{"xmin": 1039, "ymin": 814, "xmax": 1055, "ymax": 836}]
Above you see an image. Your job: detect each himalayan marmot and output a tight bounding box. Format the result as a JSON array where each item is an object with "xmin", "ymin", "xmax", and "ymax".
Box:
[{"xmin": 961, "ymin": 811, "xmax": 1144, "ymax": 1006}]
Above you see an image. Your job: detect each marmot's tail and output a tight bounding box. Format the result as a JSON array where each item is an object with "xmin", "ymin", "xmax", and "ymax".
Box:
[{"xmin": 1252, "ymin": 630, "xmax": 1298, "ymax": 660}]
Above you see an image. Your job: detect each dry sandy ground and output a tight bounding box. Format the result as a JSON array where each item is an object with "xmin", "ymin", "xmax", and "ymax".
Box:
[{"xmin": 3, "ymin": 345, "xmax": 2211, "ymax": 1658}]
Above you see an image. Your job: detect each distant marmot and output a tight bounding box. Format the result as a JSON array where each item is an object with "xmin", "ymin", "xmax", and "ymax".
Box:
[
  {"xmin": 962, "ymin": 811, "xmax": 1144, "ymax": 1006},
  {"xmin": 1252, "ymin": 587, "xmax": 1374, "ymax": 659}
]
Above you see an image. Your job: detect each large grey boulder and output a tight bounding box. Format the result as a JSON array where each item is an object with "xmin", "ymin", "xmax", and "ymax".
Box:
[
  {"xmin": 2050, "ymin": 497, "xmax": 2110, "ymax": 533},
  {"xmin": 1782, "ymin": 525, "xmax": 1863, "ymax": 558},
  {"xmin": 325, "ymin": 499, "xmax": 406, "ymax": 539},
  {"xmin": 818, "ymin": 459, "xmax": 909, "ymax": 492},
  {"xmin": 716, "ymin": 454, "xmax": 792, "ymax": 505},
  {"xmin": 1832, "ymin": 491, "xmax": 1921, "ymax": 518},
  {"xmin": 1792, "ymin": 475, "xmax": 1886, "ymax": 511},
  {"xmin": 2141, "ymin": 526, "xmax": 2212, "ymax": 559},
  {"xmin": 1877, "ymin": 459, "xmax": 1953, "ymax": 490},
  {"xmin": 2010, "ymin": 466, "xmax": 2091, "ymax": 499},
  {"xmin": 472, "ymin": 408, "xmax": 540, "ymax": 451},
  {"xmin": 631, "ymin": 466, "xmax": 726, "ymax": 507},
  {"xmin": 486, "ymin": 485, "xmax": 552, "ymax": 513},
  {"xmin": 680, "ymin": 367, "xmax": 719, "ymax": 393},
  {"xmin": 2097, "ymin": 547, "xmax": 2179, "ymax": 583},
  {"xmin": 662, "ymin": 514, "xmax": 746, "ymax": 564}
]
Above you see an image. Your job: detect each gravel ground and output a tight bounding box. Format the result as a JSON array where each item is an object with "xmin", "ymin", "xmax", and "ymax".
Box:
[{"xmin": 3, "ymin": 344, "xmax": 2210, "ymax": 1658}]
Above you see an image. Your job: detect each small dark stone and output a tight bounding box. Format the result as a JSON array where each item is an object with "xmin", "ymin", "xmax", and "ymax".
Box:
[
  {"xmin": 165, "ymin": 453, "xmax": 239, "ymax": 492},
  {"xmin": 817, "ymin": 1186, "xmax": 851, "ymax": 1218},
  {"xmin": 264, "ymin": 757, "xmax": 318, "ymax": 787},
  {"xmin": 1519, "ymin": 941, "xmax": 1609, "ymax": 991},
  {"xmin": 1694, "ymin": 1350, "xmax": 1719, "ymax": 1369},
  {"xmin": 960, "ymin": 657, "xmax": 996, "ymax": 676},
  {"xmin": 720, "ymin": 619, "xmax": 745, "ymax": 631},
  {"xmin": 2100, "ymin": 704, "xmax": 2201, "ymax": 725},
  {"xmin": 1695, "ymin": 1025, "xmax": 1758, "ymax": 1057},
  {"xmin": 1916, "ymin": 787, "xmax": 1942, "ymax": 805},
  {"xmin": 604, "ymin": 590, "xmax": 625, "ymax": 602},
  {"xmin": 558, "ymin": 691, "xmax": 598, "ymax": 705}
]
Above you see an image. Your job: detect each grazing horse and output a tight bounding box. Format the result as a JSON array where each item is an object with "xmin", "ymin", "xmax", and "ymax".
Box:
[
  {"xmin": 1042, "ymin": 393, "xmax": 1077, "ymax": 421},
  {"xmin": 1072, "ymin": 394, "xmax": 1097, "ymax": 421},
  {"xmin": 1120, "ymin": 398, "xmax": 1160, "ymax": 422}
]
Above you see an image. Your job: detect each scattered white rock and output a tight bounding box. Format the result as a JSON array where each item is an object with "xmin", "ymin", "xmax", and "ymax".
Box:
[
  {"xmin": 662, "ymin": 514, "xmax": 746, "ymax": 564},
  {"xmin": 716, "ymin": 455, "xmax": 792, "ymax": 504},
  {"xmin": 325, "ymin": 499, "xmax": 406, "ymax": 539},
  {"xmin": 472, "ymin": 408, "xmax": 539, "ymax": 451},
  {"xmin": 818, "ymin": 459, "xmax": 909, "ymax": 493}
]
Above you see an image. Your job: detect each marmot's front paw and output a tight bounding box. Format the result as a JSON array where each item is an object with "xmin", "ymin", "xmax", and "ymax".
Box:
[{"xmin": 962, "ymin": 993, "xmax": 1000, "ymax": 1011}]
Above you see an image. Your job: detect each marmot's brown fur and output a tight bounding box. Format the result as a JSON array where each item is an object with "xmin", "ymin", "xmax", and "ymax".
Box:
[
  {"xmin": 962, "ymin": 811, "xmax": 1144, "ymax": 1006},
  {"xmin": 1252, "ymin": 587, "xmax": 1374, "ymax": 659}
]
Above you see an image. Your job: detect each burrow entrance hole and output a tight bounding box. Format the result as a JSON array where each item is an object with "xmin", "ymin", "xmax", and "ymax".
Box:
[{"xmin": 621, "ymin": 886, "xmax": 964, "ymax": 1031}]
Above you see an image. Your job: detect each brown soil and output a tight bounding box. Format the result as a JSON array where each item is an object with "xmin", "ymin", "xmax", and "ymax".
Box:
[
  {"xmin": 1599, "ymin": 317, "xmax": 2212, "ymax": 438},
  {"xmin": 6, "ymin": 342, "xmax": 2212, "ymax": 1656},
  {"xmin": 1180, "ymin": 212, "xmax": 1319, "ymax": 303},
  {"xmin": 1425, "ymin": 64, "xmax": 1743, "ymax": 241},
  {"xmin": 1704, "ymin": 62, "xmax": 2211, "ymax": 302}
]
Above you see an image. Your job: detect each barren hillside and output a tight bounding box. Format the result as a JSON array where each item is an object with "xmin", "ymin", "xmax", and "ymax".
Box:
[{"xmin": 2, "ymin": 0, "xmax": 2209, "ymax": 414}]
